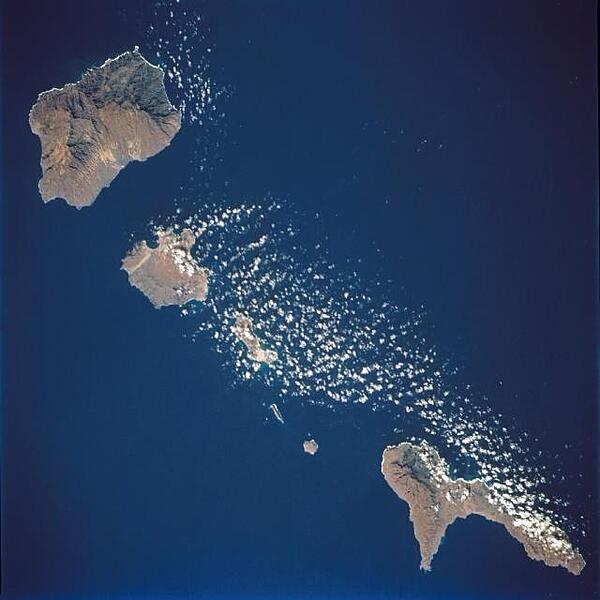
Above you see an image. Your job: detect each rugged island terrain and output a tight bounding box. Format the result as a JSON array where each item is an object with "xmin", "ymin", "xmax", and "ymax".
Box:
[
  {"xmin": 122, "ymin": 228, "xmax": 208, "ymax": 308},
  {"xmin": 381, "ymin": 441, "xmax": 585, "ymax": 575},
  {"xmin": 29, "ymin": 48, "xmax": 180, "ymax": 208}
]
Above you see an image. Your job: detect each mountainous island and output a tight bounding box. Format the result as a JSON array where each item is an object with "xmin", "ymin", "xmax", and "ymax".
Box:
[
  {"xmin": 381, "ymin": 441, "xmax": 585, "ymax": 575},
  {"xmin": 29, "ymin": 48, "xmax": 181, "ymax": 208}
]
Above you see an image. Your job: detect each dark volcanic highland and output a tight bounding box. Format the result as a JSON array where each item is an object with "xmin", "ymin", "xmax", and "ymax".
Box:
[{"xmin": 29, "ymin": 48, "xmax": 181, "ymax": 208}]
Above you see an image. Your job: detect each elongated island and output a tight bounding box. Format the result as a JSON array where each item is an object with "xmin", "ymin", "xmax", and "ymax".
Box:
[{"xmin": 381, "ymin": 441, "xmax": 585, "ymax": 575}]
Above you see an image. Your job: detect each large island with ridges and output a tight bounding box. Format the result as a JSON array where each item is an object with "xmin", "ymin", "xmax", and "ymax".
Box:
[
  {"xmin": 381, "ymin": 441, "xmax": 585, "ymax": 575},
  {"xmin": 29, "ymin": 48, "xmax": 180, "ymax": 208}
]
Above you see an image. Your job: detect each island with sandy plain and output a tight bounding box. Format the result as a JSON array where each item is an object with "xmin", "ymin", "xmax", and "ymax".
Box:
[
  {"xmin": 29, "ymin": 48, "xmax": 181, "ymax": 208},
  {"xmin": 122, "ymin": 228, "xmax": 208, "ymax": 309},
  {"xmin": 381, "ymin": 441, "xmax": 585, "ymax": 575}
]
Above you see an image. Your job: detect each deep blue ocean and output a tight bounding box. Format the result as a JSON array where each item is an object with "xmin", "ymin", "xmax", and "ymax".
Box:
[{"xmin": 1, "ymin": 1, "xmax": 598, "ymax": 599}]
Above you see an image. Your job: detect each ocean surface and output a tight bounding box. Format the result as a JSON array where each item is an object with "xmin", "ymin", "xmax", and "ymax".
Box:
[{"xmin": 1, "ymin": 1, "xmax": 598, "ymax": 599}]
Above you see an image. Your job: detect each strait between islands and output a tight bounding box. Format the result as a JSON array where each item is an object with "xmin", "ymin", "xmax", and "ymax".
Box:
[
  {"xmin": 381, "ymin": 441, "xmax": 585, "ymax": 575},
  {"xmin": 122, "ymin": 231, "xmax": 278, "ymax": 370},
  {"xmin": 29, "ymin": 48, "xmax": 180, "ymax": 208}
]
